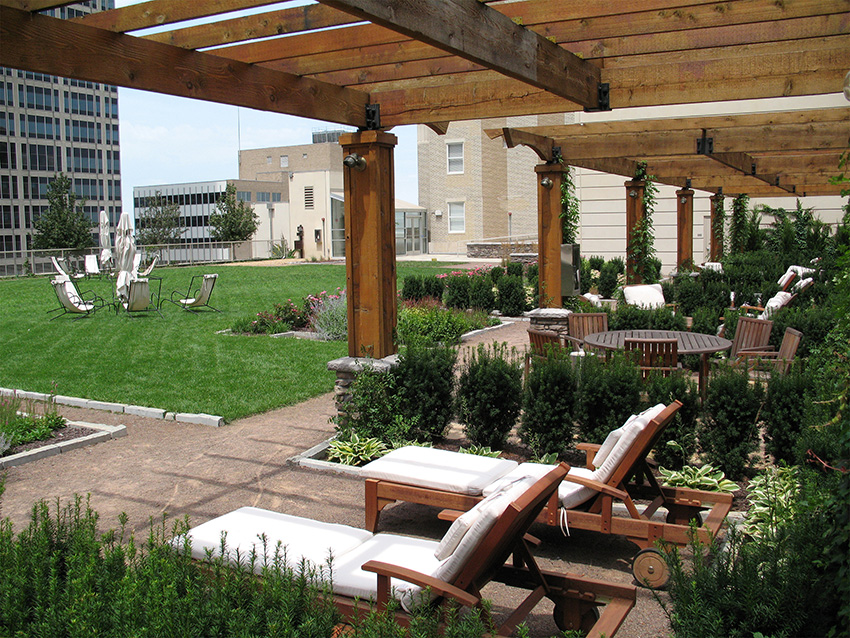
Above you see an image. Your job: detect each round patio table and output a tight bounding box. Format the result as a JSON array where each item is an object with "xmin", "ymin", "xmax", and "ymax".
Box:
[{"xmin": 583, "ymin": 329, "xmax": 732, "ymax": 398}]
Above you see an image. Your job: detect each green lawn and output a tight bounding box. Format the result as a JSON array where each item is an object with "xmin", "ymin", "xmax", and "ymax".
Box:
[{"xmin": 0, "ymin": 261, "xmax": 461, "ymax": 421}]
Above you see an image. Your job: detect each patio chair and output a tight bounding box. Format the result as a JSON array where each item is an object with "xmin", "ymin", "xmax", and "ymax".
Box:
[
  {"xmin": 736, "ymin": 327, "xmax": 802, "ymax": 376},
  {"xmin": 137, "ymin": 255, "xmax": 158, "ymax": 278},
  {"xmin": 740, "ymin": 278, "xmax": 812, "ymax": 320},
  {"xmin": 564, "ymin": 312, "xmax": 608, "ymax": 352},
  {"xmin": 180, "ymin": 464, "xmax": 638, "ymax": 636},
  {"xmin": 523, "ymin": 327, "xmax": 562, "ymax": 377},
  {"xmin": 50, "ymin": 256, "xmax": 83, "ymax": 282},
  {"xmin": 83, "ymin": 254, "xmax": 101, "ymax": 278},
  {"xmin": 624, "ymin": 338, "xmax": 678, "ymax": 379},
  {"xmin": 622, "ymin": 284, "xmax": 676, "ymax": 311},
  {"xmin": 729, "ymin": 316, "xmax": 773, "ymax": 359},
  {"xmin": 117, "ymin": 278, "xmax": 161, "ymax": 317},
  {"xmin": 163, "ymin": 273, "xmax": 220, "ymax": 312},
  {"xmin": 48, "ymin": 278, "xmax": 106, "ymax": 320},
  {"xmin": 362, "ymin": 401, "xmax": 732, "ymax": 588}
]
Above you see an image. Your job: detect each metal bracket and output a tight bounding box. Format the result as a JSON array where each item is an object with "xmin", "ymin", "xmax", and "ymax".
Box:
[
  {"xmin": 696, "ymin": 134, "xmax": 714, "ymax": 155},
  {"xmin": 551, "ymin": 145, "xmax": 563, "ymax": 164},
  {"xmin": 584, "ymin": 83, "xmax": 610, "ymax": 112},
  {"xmin": 363, "ymin": 103, "xmax": 381, "ymax": 131}
]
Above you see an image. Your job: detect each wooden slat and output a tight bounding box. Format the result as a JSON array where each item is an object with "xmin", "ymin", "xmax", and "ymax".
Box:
[
  {"xmin": 143, "ymin": 4, "xmax": 361, "ymax": 49},
  {"xmin": 314, "ymin": 0, "xmax": 601, "ymax": 108},
  {"xmin": 0, "ymin": 6, "xmax": 370, "ymax": 128},
  {"xmin": 0, "ymin": 0, "xmax": 73, "ymax": 10},
  {"xmin": 73, "ymin": 0, "xmax": 280, "ymax": 32}
]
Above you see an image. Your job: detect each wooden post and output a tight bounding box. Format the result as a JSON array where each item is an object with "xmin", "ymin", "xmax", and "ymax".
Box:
[
  {"xmin": 625, "ymin": 179, "xmax": 645, "ymax": 284},
  {"xmin": 676, "ymin": 188, "xmax": 694, "ymax": 269},
  {"xmin": 535, "ymin": 164, "xmax": 564, "ymax": 308},
  {"xmin": 710, "ymin": 192, "xmax": 725, "ymax": 261},
  {"xmin": 340, "ymin": 130, "xmax": 398, "ymax": 359}
]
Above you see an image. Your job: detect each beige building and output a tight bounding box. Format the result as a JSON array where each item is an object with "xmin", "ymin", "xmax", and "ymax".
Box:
[{"xmin": 419, "ymin": 97, "xmax": 847, "ymax": 274}]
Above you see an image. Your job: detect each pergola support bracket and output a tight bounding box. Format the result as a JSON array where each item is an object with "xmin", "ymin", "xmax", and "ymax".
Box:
[{"xmin": 584, "ymin": 83, "xmax": 611, "ymax": 113}]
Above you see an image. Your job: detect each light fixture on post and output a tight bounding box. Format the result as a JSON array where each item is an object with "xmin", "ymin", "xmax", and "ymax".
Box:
[
  {"xmin": 343, "ymin": 153, "xmax": 366, "ymax": 171},
  {"xmin": 540, "ymin": 177, "xmax": 553, "ymax": 189},
  {"xmin": 629, "ymin": 189, "xmax": 638, "ymax": 198}
]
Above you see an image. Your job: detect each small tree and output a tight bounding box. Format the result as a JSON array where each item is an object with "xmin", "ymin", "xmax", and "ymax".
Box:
[
  {"xmin": 209, "ymin": 183, "xmax": 259, "ymax": 241},
  {"xmin": 32, "ymin": 174, "xmax": 93, "ymax": 250},
  {"xmin": 136, "ymin": 191, "xmax": 185, "ymax": 245}
]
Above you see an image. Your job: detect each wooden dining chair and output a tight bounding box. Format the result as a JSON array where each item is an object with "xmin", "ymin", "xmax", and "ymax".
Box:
[
  {"xmin": 730, "ymin": 316, "xmax": 773, "ymax": 359},
  {"xmin": 624, "ymin": 338, "xmax": 679, "ymax": 379},
  {"xmin": 564, "ymin": 312, "xmax": 609, "ymax": 352},
  {"xmin": 524, "ymin": 327, "xmax": 562, "ymax": 377},
  {"xmin": 737, "ymin": 327, "xmax": 802, "ymax": 376}
]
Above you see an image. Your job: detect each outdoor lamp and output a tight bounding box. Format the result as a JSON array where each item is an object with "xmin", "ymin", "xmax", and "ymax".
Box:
[
  {"xmin": 343, "ymin": 153, "xmax": 367, "ymax": 171},
  {"xmin": 540, "ymin": 177, "xmax": 553, "ymax": 189}
]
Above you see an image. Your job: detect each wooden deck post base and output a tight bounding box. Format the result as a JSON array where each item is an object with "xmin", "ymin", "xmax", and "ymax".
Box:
[
  {"xmin": 625, "ymin": 180, "xmax": 645, "ymax": 284},
  {"xmin": 535, "ymin": 164, "xmax": 564, "ymax": 308},
  {"xmin": 340, "ymin": 131, "xmax": 398, "ymax": 359}
]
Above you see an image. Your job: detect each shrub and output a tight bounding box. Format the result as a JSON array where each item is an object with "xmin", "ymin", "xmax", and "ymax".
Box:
[
  {"xmin": 401, "ymin": 275, "xmax": 424, "ymax": 301},
  {"xmin": 597, "ymin": 261, "xmax": 620, "ymax": 299},
  {"xmin": 468, "ymin": 274, "xmax": 496, "ymax": 312},
  {"xmin": 689, "ymin": 306, "xmax": 721, "ymax": 338},
  {"xmin": 579, "ymin": 258, "xmax": 594, "ymax": 294},
  {"xmin": 505, "ymin": 261, "xmax": 523, "ymax": 278},
  {"xmin": 575, "ymin": 353, "xmax": 643, "ymax": 444},
  {"xmin": 307, "ymin": 289, "xmax": 348, "ymax": 340},
  {"xmin": 232, "ymin": 311, "xmax": 289, "ymax": 335},
  {"xmin": 397, "ymin": 302, "xmax": 492, "ymax": 346},
  {"xmin": 658, "ymin": 464, "xmax": 737, "ymax": 493},
  {"xmin": 588, "ymin": 255, "xmax": 605, "ymax": 271},
  {"xmin": 762, "ymin": 366, "xmax": 815, "ymax": 465},
  {"xmin": 273, "ymin": 298, "xmax": 308, "ymax": 329},
  {"xmin": 444, "ymin": 274, "xmax": 471, "ymax": 310},
  {"xmin": 700, "ymin": 365, "xmax": 764, "ymax": 480},
  {"xmin": 488, "ymin": 265, "xmax": 504, "ymax": 285},
  {"xmin": 520, "ymin": 348, "xmax": 578, "ymax": 457},
  {"xmin": 421, "ymin": 275, "xmax": 445, "ymax": 301},
  {"xmin": 610, "ymin": 304, "xmax": 652, "ymax": 330},
  {"xmin": 526, "ymin": 263, "xmax": 539, "ymax": 291},
  {"xmin": 339, "ymin": 364, "xmax": 405, "ymax": 441},
  {"xmin": 456, "ymin": 343, "xmax": 523, "ymax": 449},
  {"xmin": 645, "ymin": 371, "xmax": 700, "ymax": 470},
  {"xmin": 326, "ymin": 431, "xmax": 388, "ymax": 465},
  {"xmin": 769, "ymin": 305, "xmax": 832, "ymax": 358},
  {"xmin": 393, "ymin": 344, "xmax": 457, "ymax": 441},
  {"xmin": 496, "ymin": 275, "xmax": 527, "ymax": 316}
]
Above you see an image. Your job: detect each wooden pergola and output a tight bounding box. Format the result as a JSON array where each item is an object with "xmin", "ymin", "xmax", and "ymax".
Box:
[{"xmin": 2, "ymin": 0, "xmax": 847, "ymax": 356}]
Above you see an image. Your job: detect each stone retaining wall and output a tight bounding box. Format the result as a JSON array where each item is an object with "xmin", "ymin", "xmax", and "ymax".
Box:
[{"xmin": 466, "ymin": 242, "xmax": 537, "ymax": 258}]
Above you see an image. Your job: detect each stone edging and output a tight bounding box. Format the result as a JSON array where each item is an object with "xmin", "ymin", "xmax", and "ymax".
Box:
[
  {"xmin": 0, "ymin": 388, "xmax": 225, "ymax": 428},
  {"xmin": 0, "ymin": 420, "xmax": 127, "ymax": 469}
]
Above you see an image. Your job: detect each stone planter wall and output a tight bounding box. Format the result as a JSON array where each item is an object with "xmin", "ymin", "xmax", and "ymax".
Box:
[
  {"xmin": 525, "ymin": 307, "xmax": 572, "ymax": 334},
  {"xmin": 326, "ymin": 355, "xmax": 399, "ymax": 422},
  {"xmin": 466, "ymin": 242, "xmax": 537, "ymax": 259}
]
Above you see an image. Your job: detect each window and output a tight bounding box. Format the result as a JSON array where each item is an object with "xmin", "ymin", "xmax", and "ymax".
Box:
[
  {"xmin": 280, "ymin": 155, "xmax": 289, "ymax": 168},
  {"xmin": 271, "ymin": 192, "xmax": 282, "ymax": 202},
  {"xmin": 236, "ymin": 191, "xmax": 251, "ymax": 202},
  {"xmin": 266, "ymin": 156, "xmax": 272, "ymax": 165},
  {"xmin": 448, "ymin": 201, "xmax": 465, "ymax": 233},
  {"xmin": 256, "ymin": 191, "xmax": 271, "ymax": 202},
  {"xmin": 304, "ymin": 186, "xmax": 314, "ymax": 209},
  {"xmin": 447, "ymin": 142, "xmax": 464, "ymax": 174}
]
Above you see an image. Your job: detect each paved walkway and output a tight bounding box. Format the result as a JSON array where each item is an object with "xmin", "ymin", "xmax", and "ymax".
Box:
[{"xmin": 0, "ymin": 320, "xmax": 670, "ymax": 637}]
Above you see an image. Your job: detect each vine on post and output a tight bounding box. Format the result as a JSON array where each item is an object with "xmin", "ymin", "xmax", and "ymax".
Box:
[
  {"xmin": 711, "ymin": 193, "xmax": 726, "ymax": 260},
  {"xmin": 560, "ymin": 163, "xmax": 580, "ymax": 245},
  {"xmin": 629, "ymin": 161, "xmax": 658, "ymax": 283}
]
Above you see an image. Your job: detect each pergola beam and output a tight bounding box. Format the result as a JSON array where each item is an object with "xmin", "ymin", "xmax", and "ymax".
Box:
[
  {"xmin": 0, "ymin": 6, "xmax": 371, "ymax": 128},
  {"xmin": 314, "ymin": 0, "xmax": 602, "ymax": 109}
]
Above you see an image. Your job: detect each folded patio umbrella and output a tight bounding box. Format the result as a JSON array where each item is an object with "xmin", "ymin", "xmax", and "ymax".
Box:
[
  {"xmin": 115, "ymin": 211, "xmax": 136, "ymax": 300},
  {"xmin": 99, "ymin": 210, "xmax": 113, "ymax": 268}
]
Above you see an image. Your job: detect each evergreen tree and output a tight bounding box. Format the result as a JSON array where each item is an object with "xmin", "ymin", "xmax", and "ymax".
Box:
[
  {"xmin": 135, "ymin": 191, "xmax": 185, "ymax": 245},
  {"xmin": 209, "ymin": 183, "xmax": 259, "ymax": 241},
  {"xmin": 32, "ymin": 174, "xmax": 93, "ymax": 250}
]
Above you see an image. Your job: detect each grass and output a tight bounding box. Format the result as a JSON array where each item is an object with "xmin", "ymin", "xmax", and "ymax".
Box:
[{"xmin": 0, "ymin": 261, "xmax": 463, "ymax": 421}]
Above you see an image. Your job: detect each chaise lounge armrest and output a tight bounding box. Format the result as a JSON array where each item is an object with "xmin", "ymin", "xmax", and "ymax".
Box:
[
  {"xmin": 576, "ymin": 442, "xmax": 601, "ymax": 468},
  {"xmin": 562, "ymin": 473, "xmax": 630, "ymax": 501},
  {"xmin": 562, "ymin": 334, "xmax": 584, "ymax": 349},
  {"xmin": 361, "ymin": 560, "xmax": 479, "ymax": 607},
  {"xmin": 738, "ymin": 303, "xmax": 766, "ymax": 313}
]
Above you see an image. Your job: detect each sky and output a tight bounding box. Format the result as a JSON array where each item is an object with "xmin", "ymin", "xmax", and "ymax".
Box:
[{"xmin": 113, "ymin": 1, "xmax": 419, "ymax": 212}]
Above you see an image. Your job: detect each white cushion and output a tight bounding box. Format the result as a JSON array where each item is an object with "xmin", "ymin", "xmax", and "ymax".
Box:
[
  {"xmin": 592, "ymin": 404, "xmax": 666, "ymax": 484},
  {"xmin": 761, "ymin": 291, "xmax": 792, "ymax": 319},
  {"xmin": 592, "ymin": 414, "xmax": 639, "ymax": 469},
  {"xmin": 559, "ymin": 466, "xmax": 597, "ymax": 509},
  {"xmin": 701, "ymin": 262, "xmax": 723, "ymax": 272},
  {"xmin": 434, "ymin": 507, "xmax": 480, "ymax": 560},
  {"xmin": 777, "ymin": 269, "xmax": 795, "ymax": 289},
  {"xmin": 792, "ymin": 277, "xmax": 813, "ymax": 293},
  {"xmin": 623, "ymin": 284, "xmax": 665, "ymax": 309},
  {"xmin": 789, "ymin": 265, "xmax": 814, "ymax": 278},
  {"xmin": 482, "ymin": 462, "xmax": 555, "ymax": 497},
  {"xmin": 180, "ymin": 506, "xmax": 371, "ymax": 575},
  {"xmin": 361, "ymin": 446, "xmax": 517, "ymax": 495}
]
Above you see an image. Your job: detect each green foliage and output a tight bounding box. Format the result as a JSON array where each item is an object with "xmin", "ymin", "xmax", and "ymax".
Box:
[
  {"xmin": 456, "ymin": 343, "xmax": 523, "ymax": 449},
  {"xmin": 458, "ymin": 444, "xmax": 501, "ymax": 458},
  {"xmin": 597, "ymin": 261, "xmax": 620, "ymax": 299},
  {"xmin": 397, "ymin": 301, "xmax": 494, "ymax": 346},
  {"xmin": 273, "ymin": 298, "xmax": 309, "ymax": 329},
  {"xmin": 628, "ymin": 162, "xmax": 659, "ymax": 283},
  {"xmin": 658, "ymin": 464, "xmax": 738, "ymax": 493},
  {"xmin": 762, "ymin": 366, "xmax": 815, "ymax": 464},
  {"xmin": 338, "ymin": 365, "xmax": 403, "ymax": 441},
  {"xmin": 588, "ymin": 256, "xmax": 605, "ymax": 272},
  {"xmin": 728, "ymin": 194, "xmax": 750, "ymax": 255},
  {"xmin": 444, "ymin": 274, "xmax": 471, "ymax": 310},
  {"xmin": 575, "ymin": 353, "xmax": 643, "ymax": 444},
  {"xmin": 525, "ymin": 263, "xmax": 539, "ymax": 292},
  {"xmin": 0, "ymin": 395, "xmax": 66, "ymax": 453},
  {"xmin": 401, "ymin": 275, "xmax": 425, "ymax": 302},
  {"xmin": 31, "ymin": 173, "xmax": 93, "ymax": 250},
  {"xmin": 505, "ymin": 262, "xmax": 524, "ymax": 278},
  {"xmin": 326, "ymin": 431, "xmax": 389, "ymax": 465},
  {"xmin": 496, "ymin": 275, "xmax": 527, "ymax": 316},
  {"xmin": 645, "ymin": 371, "xmax": 700, "ymax": 469},
  {"xmin": 231, "ymin": 312, "xmax": 289, "ymax": 335},
  {"xmin": 307, "ymin": 289, "xmax": 348, "ymax": 341},
  {"xmin": 739, "ymin": 465, "xmax": 799, "ymax": 540},
  {"xmin": 421, "ymin": 274, "xmax": 445, "ymax": 301},
  {"xmin": 209, "ymin": 183, "xmax": 260, "ymax": 241},
  {"xmin": 520, "ymin": 348, "xmax": 578, "ymax": 457},
  {"xmin": 0, "ymin": 496, "xmax": 340, "ymax": 637},
  {"xmin": 488, "ymin": 265, "xmax": 505, "ymax": 285},
  {"xmin": 768, "ymin": 305, "xmax": 831, "ymax": 358},
  {"xmin": 135, "ymin": 190, "xmax": 185, "ymax": 245},
  {"xmin": 579, "ymin": 258, "xmax": 594, "ymax": 295},
  {"xmin": 560, "ymin": 164, "xmax": 580, "ymax": 245},
  {"xmin": 700, "ymin": 365, "xmax": 764, "ymax": 480},
  {"xmin": 468, "ymin": 274, "xmax": 495, "ymax": 312},
  {"xmin": 609, "ymin": 304, "xmax": 685, "ymax": 331},
  {"xmin": 346, "ymin": 600, "xmax": 490, "ymax": 637},
  {"xmin": 711, "ymin": 194, "xmax": 726, "ymax": 259},
  {"xmin": 394, "ymin": 344, "xmax": 457, "ymax": 441}
]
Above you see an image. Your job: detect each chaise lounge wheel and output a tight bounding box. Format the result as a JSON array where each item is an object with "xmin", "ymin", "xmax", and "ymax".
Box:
[
  {"xmin": 553, "ymin": 601, "xmax": 599, "ymax": 633},
  {"xmin": 632, "ymin": 548, "xmax": 669, "ymax": 589}
]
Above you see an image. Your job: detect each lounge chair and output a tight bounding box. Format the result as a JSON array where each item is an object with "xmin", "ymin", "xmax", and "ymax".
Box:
[
  {"xmin": 737, "ymin": 327, "xmax": 802, "ymax": 376},
  {"xmin": 624, "ymin": 337, "xmax": 678, "ymax": 379},
  {"xmin": 163, "ymin": 273, "xmax": 220, "ymax": 312},
  {"xmin": 180, "ymin": 464, "xmax": 638, "ymax": 636},
  {"xmin": 563, "ymin": 312, "xmax": 608, "ymax": 352},
  {"xmin": 137, "ymin": 255, "xmax": 158, "ymax": 278},
  {"xmin": 50, "ymin": 256, "xmax": 83, "ymax": 282},
  {"xmin": 83, "ymin": 254, "xmax": 101, "ymax": 278},
  {"xmin": 117, "ymin": 278, "xmax": 161, "ymax": 317},
  {"xmin": 363, "ymin": 401, "xmax": 732, "ymax": 588},
  {"xmin": 740, "ymin": 278, "xmax": 812, "ymax": 320},
  {"xmin": 48, "ymin": 278, "xmax": 106, "ymax": 320}
]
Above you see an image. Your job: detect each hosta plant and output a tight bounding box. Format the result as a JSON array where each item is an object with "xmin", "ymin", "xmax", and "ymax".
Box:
[
  {"xmin": 739, "ymin": 465, "xmax": 799, "ymax": 540},
  {"xmin": 658, "ymin": 463, "xmax": 738, "ymax": 493},
  {"xmin": 326, "ymin": 432, "xmax": 388, "ymax": 466},
  {"xmin": 459, "ymin": 444, "xmax": 501, "ymax": 458}
]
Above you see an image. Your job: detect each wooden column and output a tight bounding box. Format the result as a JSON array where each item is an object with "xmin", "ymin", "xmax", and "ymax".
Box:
[
  {"xmin": 535, "ymin": 164, "xmax": 564, "ymax": 307},
  {"xmin": 676, "ymin": 188, "xmax": 694, "ymax": 269},
  {"xmin": 710, "ymin": 192, "xmax": 725, "ymax": 261},
  {"xmin": 625, "ymin": 179, "xmax": 645, "ymax": 284},
  {"xmin": 340, "ymin": 131, "xmax": 398, "ymax": 359}
]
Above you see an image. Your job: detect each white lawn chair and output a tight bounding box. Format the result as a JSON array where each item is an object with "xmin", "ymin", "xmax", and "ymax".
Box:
[
  {"xmin": 118, "ymin": 278, "xmax": 161, "ymax": 317},
  {"xmin": 163, "ymin": 273, "xmax": 220, "ymax": 312},
  {"xmin": 48, "ymin": 278, "xmax": 105, "ymax": 320},
  {"xmin": 83, "ymin": 254, "xmax": 101, "ymax": 278}
]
